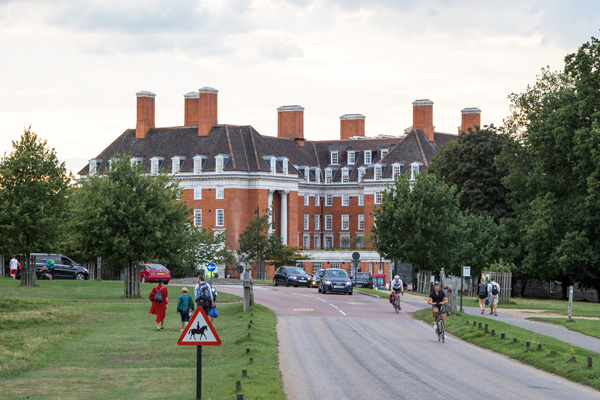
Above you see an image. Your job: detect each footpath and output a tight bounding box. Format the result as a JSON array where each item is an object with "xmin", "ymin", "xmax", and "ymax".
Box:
[{"xmin": 360, "ymin": 290, "xmax": 600, "ymax": 354}]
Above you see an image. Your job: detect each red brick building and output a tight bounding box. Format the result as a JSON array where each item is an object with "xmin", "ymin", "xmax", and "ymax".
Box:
[{"xmin": 79, "ymin": 87, "xmax": 481, "ymax": 282}]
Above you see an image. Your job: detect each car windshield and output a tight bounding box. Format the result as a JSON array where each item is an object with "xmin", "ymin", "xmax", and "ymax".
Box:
[
  {"xmin": 324, "ymin": 270, "xmax": 349, "ymax": 278},
  {"xmin": 356, "ymin": 273, "xmax": 369, "ymax": 278},
  {"xmin": 148, "ymin": 264, "xmax": 167, "ymax": 270},
  {"xmin": 287, "ymin": 268, "xmax": 306, "ymax": 275}
]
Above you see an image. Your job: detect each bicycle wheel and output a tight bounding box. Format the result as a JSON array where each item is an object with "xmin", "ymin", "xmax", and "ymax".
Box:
[
  {"xmin": 440, "ymin": 321, "xmax": 445, "ymax": 343},
  {"xmin": 395, "ymin": 301, "xmax": 399, "ymax": 314}
]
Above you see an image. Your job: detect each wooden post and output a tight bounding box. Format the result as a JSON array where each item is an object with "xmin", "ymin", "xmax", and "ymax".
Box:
[
  {"xmin": 235, "ymin": 381, "xmax": 242, "ymax": 392},
  {"xmin": 491, "ymin": 329, "xmax": 495, "ymax": 336},
  {"xmin": 246, "ymin": 348, "xmax": 250, "ymax": 353},
  {"xmin": 249, "ymin": 357, "xmax": 253, "ymax": 362},
  {"xmin": 242, "ymin": 369, "xmax": 247, "ymax": 378},
  {"xmin": 568, "ymin": 286, "xmax": 574, "ymax": 322},
  {"xmin": 513, "ymin": 338, "xmax": 517, "ymax": 343},
  {"xmin": 97, "ymin": 256, "xmax": 102, "ymax": 280},
  {"xmin": 501, "ymin": 332, "xmax": 505, "ymax": 339},
  {"xmin": 538, "ymin": 344, "xmax": 542, "ymax": 351},
  {"xmin": 237, "ymin": 395, "xmax": 244, "ymax": 400},
  {"xmin": 478, "ymin": 322, "xmax": 482, "ymax": 329},
  {"xmin": 0, "ymin": 255, "xmax": 4, "ymax": 277},
  {"xmin": 484, "ymin": 324, "xmax": 488, "ymax": 333},
  {"xmin": 588, "ymin": 357, "xmax": 592, "ymax": 368},
  {"xmin": 526, "ymin": 341, "xmax": 530, "ymax": 348},
  {"xmin": 571, "ymin": 356, "xmax": 576, "ymax": 362},
  {"xmin": 473, "ymin": 321, "xmax": 476, "ymax": 326}
]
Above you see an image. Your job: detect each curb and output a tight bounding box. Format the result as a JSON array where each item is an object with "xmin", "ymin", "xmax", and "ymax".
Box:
[{"xmin": 355, "ymin": 290, "xmax": 383, "ymax": 299}]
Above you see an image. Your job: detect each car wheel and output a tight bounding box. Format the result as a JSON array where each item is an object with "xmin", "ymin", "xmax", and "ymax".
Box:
[
  {"xmin": 142, "ymin": 277, "xmax": 146, "ymax": 283},
  {"xmin": 286, "ymin": 279, "xmax": 290, "ymax": 287},
  {"xmin": 164, "ymin": 281, "xmax": 169, "ymax": 285},
  {"xmin": 75, "ymin": 273, "xmax": 85, "ymax": 280},
  {"xmin": 349, "ymin": 291, "xmax": 353, "ymax": 295},
  {"xmin": 273, "ymin": 279, "xmax": 278, "ymax": 287}
]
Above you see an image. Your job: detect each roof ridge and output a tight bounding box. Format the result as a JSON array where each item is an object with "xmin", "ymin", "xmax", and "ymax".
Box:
[
  {"xmin": 413, "ymin": 129, "xmax": 429, "ymax": 167},
  {"xmin": 239, "ymin": 127, "xmax": 250, "ymax": 172},
  {"xmin": 224, "ymin": 125, "xmax": 237, "ymax": 170},
  {"xmin": 249, "ymin": 128, "xmax": 262, "ymax": 171}
]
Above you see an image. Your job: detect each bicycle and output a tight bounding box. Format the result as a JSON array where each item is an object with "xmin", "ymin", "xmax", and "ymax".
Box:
[
  {"xmin": 433, "ymin": 305, "xmax": 446, "ymax": 343},
  {"xmin": 391, "ymin": 291, "xmax": 403, "ymax": 314}
]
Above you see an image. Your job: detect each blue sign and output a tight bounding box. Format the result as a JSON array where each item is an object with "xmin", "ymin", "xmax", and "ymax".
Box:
[{"xmin": 207, "ymin": 262, "xmax": 217, "ymax": 272}]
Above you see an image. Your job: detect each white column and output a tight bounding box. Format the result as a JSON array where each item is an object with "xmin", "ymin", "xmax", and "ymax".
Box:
[
  {"xmin": 281, "ymin": 190, "xmax": 288, "ymax": 245},
  {"xmin": 268, "ymin": 189, "xmax": 274, "ymax": 234}
]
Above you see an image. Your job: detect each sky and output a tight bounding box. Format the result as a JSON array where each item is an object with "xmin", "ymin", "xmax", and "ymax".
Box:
[{"xmin": 0, "ymin": 0, "xmax": 598, "ymax": 175}]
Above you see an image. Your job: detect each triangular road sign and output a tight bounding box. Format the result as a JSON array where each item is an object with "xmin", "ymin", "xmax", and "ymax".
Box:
[{"xmin": 177, "ymin": 308, "xmax": 222, "ymax": 346}]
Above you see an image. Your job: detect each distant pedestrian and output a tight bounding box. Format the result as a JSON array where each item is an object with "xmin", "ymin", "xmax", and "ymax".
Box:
[
  {"xmin": 176, "ymin": 287, "xmax": 195, "ymax": 332},
  {"xmin": 9, "ymin": 255, "xmax": 19, "ymax": 279},
  {"xmin": 477, "ymin": 277, "xmax": 488, "ymax": 314},
  {"xmin": 488, "ymin": 277, "xmax": 501, "ymax": 316},
  {"xmin": 194, "ymin": 275, "xmax": 214, "ymax": 315},
  {"xmin": 207, "ymin": 279, "xmax": 218, "ymax": 323},
  {"xmin": 149, "ymin": 279, "xmax": 168, "ymax": 331}
]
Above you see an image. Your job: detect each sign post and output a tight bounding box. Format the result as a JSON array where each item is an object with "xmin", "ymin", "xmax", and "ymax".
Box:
[
  {"xmin": 568, "ymin": 285, "xmax": 574, "ymax": 322},
  {"xmin": 460, "ymin": 266, "xmax": 470, "ymax": 312},
  {"xmin": 178, "ymin": 308, "xmax": 222, "ymax": 399}
]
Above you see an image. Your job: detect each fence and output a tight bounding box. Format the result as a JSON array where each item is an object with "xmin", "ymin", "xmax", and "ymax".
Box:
[
  {"xmin": 0, "ymin": 255, "xmax": 4, "ymax": 277},
  {"xmin": 83, "ymin": 257, "xmax": 102, "ymax": 280}
]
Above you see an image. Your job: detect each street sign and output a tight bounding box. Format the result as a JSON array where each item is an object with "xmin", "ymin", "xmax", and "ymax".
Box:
[
  {"xmin": 178, "ymin": 308, "xmax": 222, "ymax": 346},
  {"xmin": 237, "ymin": 265, "xmax": 244, "ymax": 274},
  {"xmin": 462, "ymin": 266, "xmax": 471, "ymax": 277},
  {"xmin": 352, "ymin": 252, "xmax": 360, "ymax": 261},
  {"xmin": 206, "ymin": 262, "xmax": 217, "ymax": 272}
]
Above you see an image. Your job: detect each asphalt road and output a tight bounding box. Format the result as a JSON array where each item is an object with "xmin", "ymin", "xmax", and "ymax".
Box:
[{"xmin": 218, "ymin": 285, "xmax": 599, "ymax": 399}]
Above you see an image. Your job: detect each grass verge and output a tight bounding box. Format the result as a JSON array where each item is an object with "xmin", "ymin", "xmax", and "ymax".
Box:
[
  {"xmin": 414, "ymin": 308, "xmax": 600, "ymax": 390},
  {"xmin": 355, "ymin": 288, "xmax": 390, "ymax": 299},
  {"xmin": 528, "ymin": 317, "xmax": 600, "ymax": 340},
  {"xmin": 0, "ymin": 278, "xmax": 284, "ymax": 400}
]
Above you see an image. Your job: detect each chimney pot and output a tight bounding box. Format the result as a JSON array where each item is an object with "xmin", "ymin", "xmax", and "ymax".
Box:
[
  {"xmin": 136, "ymin": 91, "xmax": 156, "ymax": 139},
  {"xmin": 460, "ymin": 107, "xmax": 481, "ymax": 134},
  {"xmin": 198, "ymin": 87, "xmax": 218, "ymax": 136},
  {"xmin": 340, "ymin": 114, "xmax": 366, "ymax": 140},
  {"xmin": 412, "ymin": 99, "xmax": 434, "ymax": 142},
  {"xmin": 184, "ymin": 92, "xmax": 199, "ymax": 127},
  {"xmin": 277, "ymin": 105, "xmax": 304, "ymax": 139}
]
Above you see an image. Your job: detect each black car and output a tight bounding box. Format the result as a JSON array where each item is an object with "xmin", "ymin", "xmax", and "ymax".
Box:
[
  {"xmin": 17, "ymin": 253, "xmax": 90, "ymax": 280},
  {"xmin": 352, "ymin": 272, "xmax": 373, "ymax": 288},
  {"xmin": 318, "ymin": 268, "xmax": 353, "ymax": 295},
  {"xmin": 273, "ymin": 266, "xmax": 311, "ymax": 287},
  {"xmin": 310, "ymin": 269, "xmax": 324, "ymax": 287}
]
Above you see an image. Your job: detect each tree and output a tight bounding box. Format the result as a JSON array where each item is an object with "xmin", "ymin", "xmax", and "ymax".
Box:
[
  {"xmin": 0, "ymin": 127, "xmax": 71, "ymax": 286},
  {"xmin": 69, "ymin": 155, "xmax": 197, "ymax": 297},
  {"xmin": 429, "ymin": 126, "xmax": 517, "ymax": 222},
  {"xmin": 371, "ymin": 174, "xmax": 462, "ymax": 274},
  {"xmin": 238, "ymin": 211, "xmax": 270, "ymax": 279},
  {"xmin": 268, "ymin": 235, "xmax": 310, "ymax": 268}
]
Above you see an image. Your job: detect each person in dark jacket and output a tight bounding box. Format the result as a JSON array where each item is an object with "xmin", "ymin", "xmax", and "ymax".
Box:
[
  {"xmin": 176, "ymin": 287, "xmax": 195, "ymax": 332},
  {"xmin": 149, "ymin": 279, "xmax": 168, "ymax": 331},
  {"xmin": 477, "ymin": 277, "xmax": 488, "ymax": 314}
]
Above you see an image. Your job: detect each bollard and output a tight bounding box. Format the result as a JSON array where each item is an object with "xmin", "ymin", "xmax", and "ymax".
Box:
[
  {"xmin": 246, "ymin": 348, "xmax": 250, "ymax": 354},
  {"xmin": 250, "ymin": 320, "xmax": 253, "ymax": 324},
  {"xmin": 484, "ymin": 324, "xmax": 488, "ymax": 334},
  {"xmin": 571, "ymin": 356, "xmax": 576, "ymax": 362},
  {"xmin": 249, "ymin": 357, "xmax": 253, "ymax": 362},
  {"xmin": 251, "ymin": 313, "xmax": 254, "ymax": 316},
  {"xmin": 501, "ymin": 332, "xmax": 505, "ymax": 339},
  {"xmin": 242, "ymin": 369, "xmax": 247, "ymax": 378},
  {"xmin": 588, "ymin": 357, "xmax": 592, "ymax": 368},
  {"xmin": 473, "ymin": 321, "xmax": 476, "ymax": 326},
  {"xmin": 237, "ymin": 395, "xmax": 244, "ymax": 400},
  {"xmin": 461, "ymin": 316, "xmax": 464, "ymax": 322},
  {"xmin": 466, "ymin": 320, "xmax": 469, "ymax": 325},
  {"xmin": 248, "ymin": 323, "xmax": 252, "ymax": 329},
  {"xmin": 513, "ymin": 338, "xmax": 517, "ymax": 344},
  {"xmin": 551, "ymin": 350, "xmax": 556, "ymax": 355},
  {"xmin": 491, "ymin": 329, "xmax": 495, "ymax": 336},
  {"xmin": 538, "ymin": 344, "xmax": 542, "ymax": 351},
  {"xmin": 478, "ymin": 322, "xmax": 482, "ymax": 329},
  {"xmin": 247, "ymin": 332, "xmax": 251, "ymax": 338},
  {"xmin": 526, "ymin": 341, "xmax": 530, "ymax": 348},
  {"xmin": 236, "ymin": 380, "xmax": 242, "ymax": 392}
]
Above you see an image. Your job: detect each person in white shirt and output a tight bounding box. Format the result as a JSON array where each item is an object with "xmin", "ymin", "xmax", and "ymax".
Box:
[
  {"xmin": 391, "ymin": 275, "xmax": 404, "ymax": 310},
  {"xmin": 9, "ymin": 255, "xmax": 19, "ymax": 279},
  {"xmin": 487, "ymin": 277, "xmax": 501, "ymax": 316}
]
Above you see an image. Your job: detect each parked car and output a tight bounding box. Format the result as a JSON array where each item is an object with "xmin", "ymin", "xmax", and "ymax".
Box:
[
  {"xmin": 310, "ymin": 269, "xmax": 324, "ymax": 288},
  {"xmin": 318, "ymin": 268, "xmax": 353, "ymax": 295},
  {"xmin": 273, "ymin": 266, "xmax": 311, "ymax": 287},
  {"xmin": 18, "ymin": 253, "xmax": 89, "ymax": 280},
  {"xmin": 352, "ymin": 272, "xmax": 373, "ymax": 289},
  {"xmin": 139, "ymin": 263, "xmax": 171, "ymax": 284}
]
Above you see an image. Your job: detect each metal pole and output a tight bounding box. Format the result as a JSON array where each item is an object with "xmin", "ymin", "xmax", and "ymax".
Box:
[
  {"xmin": 460, "ymin": 273, "xmax": 464, "ymax": 313},
  {"xmin": 568, "ymin": 285, "xmax": 574, "ymax": 322},
  {"xmin": 197, "ymin": 346, "xmax": 202, "ymax": 399}
]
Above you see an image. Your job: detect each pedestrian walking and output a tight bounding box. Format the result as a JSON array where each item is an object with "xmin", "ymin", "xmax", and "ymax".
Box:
[
  {"xmin": 9, "ymin": 255, "xmax": 19, "ymax": 279},
  {"xmin": 477, "ymin": 277, "xmax": 488, "ymax": 314},
  {"xmin": 488, "ymin": 277, "xmax": 501, "ymax": 316},
  {"xmin": 149, "ymin": 279, "xmax": 168, "ymax": 331},
  {"xmin": 207, "ymin": 279, "xmax": 218, "ymax": 323},
  {"xmin": 176, "ymin": 287, "xmax": 195, "ymax": 332},
  {"xmin": 194, "ymin": 275, "xmax": 214, "ymax": 315}
]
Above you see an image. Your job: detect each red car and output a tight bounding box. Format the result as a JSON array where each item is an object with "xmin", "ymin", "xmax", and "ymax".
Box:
[{"xmin": 139, "ymin": 263, "xmax": 171, "ymax": 284}]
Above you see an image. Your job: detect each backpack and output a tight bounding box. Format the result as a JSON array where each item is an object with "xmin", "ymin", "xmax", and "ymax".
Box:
[
  {"xmin": 211, "ymin": 286, "xmax": 218, "ymax": 301},
  {"xmin": 491, "ymin": 283, "xmax": 499, "ymax": 296},
  {"xmin": 154, "ymin": 288, "xmax": 164, "ymax": 303},
  {"xmin": 197, "ymin": 282, "xmax": 211, "ymax": 301}
]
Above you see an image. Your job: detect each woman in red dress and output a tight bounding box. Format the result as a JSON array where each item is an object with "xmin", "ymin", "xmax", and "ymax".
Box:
[{"xmin": 149, "ymin": 279, "xmax": 168, "ymax": 331}]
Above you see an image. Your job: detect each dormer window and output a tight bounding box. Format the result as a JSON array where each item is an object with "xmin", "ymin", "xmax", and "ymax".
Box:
[
  {"xmin": 304, "ymin": 167, "xmax": 310, "ymax": 183},
  {"xmin": 364, "ymin": 151, "xmax": 372, "ymax": 165},
  {"xmin": 282, "ymin": 158, "xmax": 289, "ymax": 176},
  {"xmin": 130, "ymin": 157, "xmax": 143, "ymax": 168},
  {"xmin": 381, "ymin": 149, "xmax": 389, "ymax": 159},
  {"xmin": 358, "ymin": 167, "xmax": 366, "ymax": 183},
  {"xmin": 215, "ymin": 154, "xmax": 229, "ymax": 174},
  {"xmin": 193, "ymin": 155, "xmax": 207, "ymax": 175},
  {"xmin": 341, "ymin": 168, "xmax": 350, "ymax": 184},
  {"xmin": 171, "ymin": 156, "xmax": 185, "ymax": 174},
  {"xmin": 374, "ymin": 165, "xmax": 382, "ymax": 181},
  {"xmin": 270, "ymin": 157, "xmax": 277, "ymax": 175},
  {"xmin": 325, "ymin": 168, "xmax": 333, "ymax": 184},
  {"xmin": 315, "ymin": 168, "xmax": 321, "ymax": 184},
  {"xmin": 392, "ymin": 162, "xmax": 404, "ymax": 179},
  {"xmin": 89, "ymin": 159, "xmax": 102, "ymax": 176},
  {"xmin": 348, "ymin": 151, "xmax": 356, "ymax": 165},
  {"xmin": 150, "ymin": 157, "xmax": 164, "ymax": 175},
  {"xmin": 410, "ymin": 161, "xmax": 424, "ymax": 180},
  {"xmin": 331, "ymin": 151, "xmax": 339, "ymax": 165}
]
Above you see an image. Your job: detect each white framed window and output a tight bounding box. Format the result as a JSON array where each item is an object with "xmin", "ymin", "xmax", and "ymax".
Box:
[
  {"xmin": 325, "ymin": 194, "xmax": 333, "ymax": 206},
  {"xmin": 331, "ymin": 151, "xmax": 339, "ymax": 165},
  {"xmin": 270, "ymin": 157, "xmax": 276, "ymax": 175},
  {"xmin": 315, "ymin": 168, "xmax": 321, "ymax": 184},
  {"xmin": 315, "ymin": 195, "xmax": 320, "ymax": 207},
  {"xmin": 150, "ymin": 157, "xmax": 163, "ymax": 175},
  {"xmin": 364, "ymin": 151, "xmax": 372, "ymax": 165},
  {"xmin": 393, "ymin": 163, "xmax": 403, "ymax": 179},
  {"xmin": 89, "ymin": 159, "xmax": 101, "ymax": 176},
  {"xmin": 358, "ymin": 167, "xmax": 365, "ymax": 182},
  {"xmin": 331, "ymin": 262, "xmax": 341, "ymax": 268},
  {"xmin": 325, "ymin": 168, "xmax": 332, "ymax": 184},
  {"xmin": 325, "ymin": 236, "xmax": 333, "ymax": 249},
  {"xmin": 314, "ymin": 215, "xmax": 320, "ymax": 230},
  {"xmin": 194, "ymin": 185, "xmax": 202, "ymax": 200},
  {"xmin": 341, "ymin": 168, "xmax": 349, "ymax": 184},
  {"xmin": 130, "ymin": 157, "xmax": 142, "ymax": 168},
  {"xmin": 193, "ymin": 155, "xmax": 205, "ymax": 174},
  {"xmin": 325, "ymin": 215, "xmax": 332, "ymax": 230},
  {"xmin": 304, "ymin": 214, "xmax": 310, "ymax": 230},
  {"xmin": 313, "ymin": 261, "xmax": 322, "ymax": 271},
  {"xmin": 375, "ymin": 191, "xmax": 383, "ymax": 204},
  {"xmin": 216, "ymin": 185, "xmax": 224, "ymax": 200},
  {"xmin": 381, "ymin": 149, "xmax": 389, "ymax": 159},
  {"xmin": 172, "ymin": 156, "xmax": 184, "ymax": 174},
  {"xmin": 348, "ymin": 151, "xmax": 356, "ymax": 165},
  {"xmin": 358, "ymin": 193, "xmax": 364, "ymax": 206},
  {"xmin": 194, "ymin": 209, "xmax": 202, "ymax": 227},
  {"xmin": 216, "ymin": 209, "xmax": 224, "ymax": 227},
  {"xmin": 215, "ymin": 156, "xmax": 224, "ymax": 174},
  {"xmin": 304, "ymin": 193, "xmax": 309, "ymax": 206},
  {"xmin": 358, "ymin": 214, "xmax": 364, "ymax": 230},
  {"xmin": 341, "ymin": 214, "xmax": 349, "ymax": 230},
  {"xmin": 303, "ymin": 234, "xmax": 310, "ymax": 249},
  {"xmin": 342, "ymin": 194, "xmax": 349, "ymax": 206},
  {"xmin": 304, "ymin": 167, "xmax": 310, "ymax": 183},
  {"xmin": 374, "ymin": 165, "xmax": 382, "ymax": 181},
  {"xmin": 410, "ymin": 162, "xmax": 423, "ymax": 180},
  {"xmin": 314, "ymin": 235, "xmax": 321, "ymax": 249},
  {"xmin": 282, "ymin": 158, "xmax": 289, "ymax": 175},
  {"xmin": 357, "ymin": 234, "xmax": 365, "ymax": 249}
]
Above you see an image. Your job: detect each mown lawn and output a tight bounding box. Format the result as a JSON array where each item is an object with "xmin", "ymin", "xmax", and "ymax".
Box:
[
  {"xmin": 0, "ymin": 278, "xmax": 284, "ymax": 400},
  {"xmin": 528, "ymin": 317, "xmax": 600, "ymax": 340}
]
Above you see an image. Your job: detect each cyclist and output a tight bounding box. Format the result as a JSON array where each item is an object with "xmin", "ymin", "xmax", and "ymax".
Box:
[
  {"xmin": 427, "ymin": 281, "xmax": 447, "ymax": 339},
  {"xmin": 391, "ymin": 275, "xmax": 404, "ymax": 310},
  {"xmin": 39, "ymin": 259, "xmax": 55, "ymax": 280}
]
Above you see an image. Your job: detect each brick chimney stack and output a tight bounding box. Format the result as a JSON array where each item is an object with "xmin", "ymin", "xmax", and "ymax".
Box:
[
  {"xmin": 340, "ymin": 114, "xmax": 366, "ymax": 140},
  {"xmin": 198, "ymin": 87, "xmax": 218, "ymax": 136},
  {"xmin": 459, "ymin": 107, "xmax": 481, "ymax": 134},
  {"xmin": 136, "ymin": 91, "xmax": 156, "ymax": 139},
  {"xmin": 277, "ymin": 105, "xmax": 304, "ymax": 139},
  {"xmin": 184, "ymin": 92, "xmax": 199, "ymax": 127},
  {"xmin": 412, "ymin": 99, "xmax": 434, "ymax": 142}
]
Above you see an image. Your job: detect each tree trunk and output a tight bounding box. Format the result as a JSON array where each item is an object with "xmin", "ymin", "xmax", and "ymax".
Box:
[
  {"xmin": 520, "ymin": 278, "xmax": 528, "ymax": 297},
  {"xmin": 20, "ymin": 254, "xmax": 36, "ymax": 287},
  {"xmin": 123, "ymin": 260, "xmax": 140, "ymax": 298}
]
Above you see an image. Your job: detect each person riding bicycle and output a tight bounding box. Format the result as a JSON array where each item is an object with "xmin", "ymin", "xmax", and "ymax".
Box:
[
  {"xmin": 391, "ymin": 275, "xmax": 404, "ymax": 310},
  {"xmin": 427, "ymin": 281, "xmax": 447, "ymax": 339},
  {"xmin": 39, "ymin": 259, "xmax": 55, "ymax": 280}
]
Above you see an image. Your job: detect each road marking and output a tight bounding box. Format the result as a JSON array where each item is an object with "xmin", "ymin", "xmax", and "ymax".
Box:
[
  {"xmin": 348, "ymin": 302, "xmax": 364, "ymax": 305},
  {"xmin": 316, "ymin": 298, "xmax": 327, "ymax": 302},
  {"xmin": 293, "ymin": 308, "xmax": 314, "ymax": 312},
  {"xmin": 339, "ymin": 310, "xmax": 346, "ymax": 316},
  {"xmin": 329, "ymin": 304, "xmax": 339, "ymax": 310}
]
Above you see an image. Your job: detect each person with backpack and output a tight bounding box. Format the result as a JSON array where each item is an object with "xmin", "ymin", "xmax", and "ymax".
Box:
[
  {"xmin": 176, "ymin": 287, "xmax": 195, "ymax": 332},
  {"xmin": 487, "ymin": 277, "xmax": 501, "ymax": 316},
  {"xmin": 194, "ymin": 275, "xmax": 214, "ymax": 316},
  {"xmin": 149, "ymin": 279, "xmax": 168, "ymax": 331},
  {"xmin": 207, "ymin": 279, "xmax": 218, "ymax": 322},
  {"xmin": 477, "ymin": 277, "xmax": 488, "ymax": 314},
  {"xmin": 39, "ymin": 259, "xmax": 55, "ymax": 280}
]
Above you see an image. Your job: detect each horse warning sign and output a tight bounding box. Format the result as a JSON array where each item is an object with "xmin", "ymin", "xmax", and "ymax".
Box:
[{"xmin": 177, "ymin": 308, "xmax": 222, "ymax": 346}]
